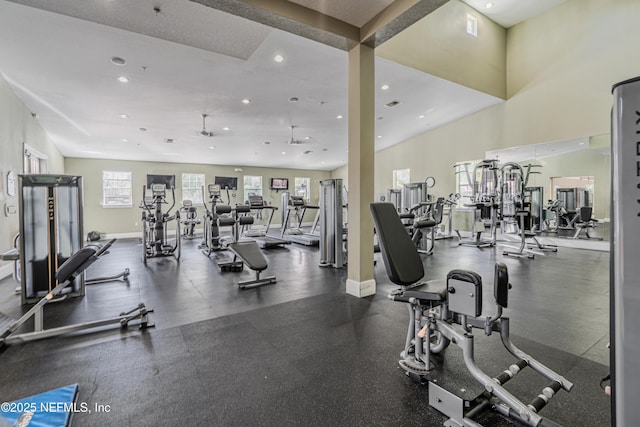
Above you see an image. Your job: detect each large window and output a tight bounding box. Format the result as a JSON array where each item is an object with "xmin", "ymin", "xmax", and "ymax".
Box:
[
  {"xmin": 102, "ymin": 171, "xmax": 132, "ymax": 207},
  {"xmin": 182, "ymin": 173, "xmax": 205, "ymax": 205},
  {"xmin": 392, "ymin": 168, "xmax": 410, "ymax": 189},
  {"xmin": 243, "ymin": 175, "xmax": 262, "ymax": 202},
  {"xmin": 295, "ymin": 177, "xmax": 310, "ymax": 202}
]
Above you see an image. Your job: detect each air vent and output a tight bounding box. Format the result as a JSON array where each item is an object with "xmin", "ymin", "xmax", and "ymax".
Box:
[
  {"xmin": 164, "ymin": 138, "xmax": 174, "ymax": 144},
  {"xmin": 385, "ymin": 100, "xmax": 400, "ymax": 108},
  {"xmin": 303, "ymin": 150, "xmax": 313, "ymax": 155}
]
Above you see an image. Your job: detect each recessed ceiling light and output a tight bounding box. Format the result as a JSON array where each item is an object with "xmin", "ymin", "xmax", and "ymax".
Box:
[
  {"xmin": 117, "ymin": 76, "xmax": 129, "ymax": 83},
  {"xmin": 377, "ymin": 135, "xmax": 383, "ymax": 139},
  {"xmin": 289, "ymin": 97, "xmax": 299, "ymax": 102},
  {"xmin": 381, "ymin": 84, "xmax": 389, "ymax": 90},
  {"xmin": 281, "ymin": 151, "xmax": 286, "ymax": 155},
  {"xmin": 138, "ymin": 127, "xmax": 147, "ymax": 132},
  {"xmin": 242, "ymin": 98, "xmax": 251, "ymax": 104},
  {"xmin": 111, "ymin": 57, "xmax": 126, "ymax": 66},
  {"xmin": 385, "ymin": 100, "xmax": 400, "ymax": 108},
  {"xmin": 121, "ymin": 138, "xmax": 128, "ymax": 142},
  {"xmin": 336, "ymin": 115, "xmax": 343, "ymax": 119},
  {"xmin": 263, "ymin": 141, "xmax": 271, "ymax": 145},
  {"xmin": 223, "ymin": 127, "xmax": 230, "ymax": 131},
  {"xmin": 486, "ymin": 2, "xmax": 493, "ymax": 9},
  {"xmin": 274, "ymin": 54, "xmax": 284, "ymax": 63},
  {"xmin": 305, "ymin": 136, "xmax": 311, "ymax": 140},
  {"xmin": 579, "ymin": 142, "xmax": 585, "ymax": 145},
  {"xmin": 209, "ymin": 146, "xmax": 215, "ymax": 149},
  {"xmin": 322, "ymin": 148, "xmax": 328, "ymax": 152},
  {"xmin": 418, "ymin": 115, "xmax": 425, "ymax": 119},
  {"xmin": 119, "ymin": 114, "xmax": 129, "ymax": 119}
]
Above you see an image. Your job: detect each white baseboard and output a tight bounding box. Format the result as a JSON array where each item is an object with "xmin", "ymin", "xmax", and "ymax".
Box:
[{"xmin": 346, "ymin": 278, "xmax": 376, "ymax": 298}]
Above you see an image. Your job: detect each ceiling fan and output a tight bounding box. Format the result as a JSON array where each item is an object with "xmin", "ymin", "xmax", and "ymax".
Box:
[
  {"xmin": 286, "ymin": 125, "xmax": 309, "ymax": 145},
  {"xmin": 200, "ymin": 113, "xmax": 214, "ymax": 137}
]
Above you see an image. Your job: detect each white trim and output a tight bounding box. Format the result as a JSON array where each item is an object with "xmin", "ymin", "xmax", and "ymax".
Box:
[
  {"xmin": 23, "ymin": 143, "xmax": 48, "ymax": 160},
  {"xmin": 346, "ymin": 278, "xmax": 376, "ymax": 298}
]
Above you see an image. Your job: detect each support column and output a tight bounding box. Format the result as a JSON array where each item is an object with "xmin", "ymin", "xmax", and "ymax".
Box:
[{"xmin": 346, "ymin": 43, "xmax": 376, "ymax": 298}]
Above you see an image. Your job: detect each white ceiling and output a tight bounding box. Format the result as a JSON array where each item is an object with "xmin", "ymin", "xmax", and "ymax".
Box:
[
  {"xmin": 0, "ymin": 0, "xmax": 564, "ymax": 171},
  {"xmin": 461, "ymin": 0, "xmax": 568, "ymax": 28},
  {"xmin": 288, "ymin": 0, "xmax": 396, "ymax": 27}
]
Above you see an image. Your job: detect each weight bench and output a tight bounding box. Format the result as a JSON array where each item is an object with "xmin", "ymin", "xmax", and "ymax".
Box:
[
  {"xmin": 370, "ymin": 202, "xmax": 572, "ymax": 427},
  {"xmin": 215, "ymin": 205, "xmax": 276, "ymax": 288},
  {"xmin": 0, "ymin": 239, "xmax": 153, "ymax": 348},
  {"xmin": 227, "ymin": 241, "xmax": 276, "ymax": 289}
]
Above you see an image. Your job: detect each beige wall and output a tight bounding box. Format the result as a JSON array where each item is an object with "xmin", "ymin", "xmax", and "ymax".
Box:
[
  {"xmin": 64, "ymin": 157, "xmax": 331, "ymax": 235},
  {"xmin": 376, "ymin": 0, "xmax": 507, "ymax": 99},
  {"xmin": 367, "ymin": 0, "xmax": 635, "ymax": 210},
  {"xmin": 0, "ymin": 73, "xmax": 64, "ymax": 263}
]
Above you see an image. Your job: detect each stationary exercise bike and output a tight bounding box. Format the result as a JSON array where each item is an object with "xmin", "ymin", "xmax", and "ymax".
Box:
[
  {"xmin": 140, "ymin": 183, "xmax": 181, "ymax": 263},
  {"xmin": 199, "ymin": 184, "xmax": 231, "ymax": 256},
  {"xmin": 370, "ymin": 203, "xmax": 572, "ymax": 427},
  {"xmin": 180, "ymin": 199, "xmax": 200, "ymax": 239}
]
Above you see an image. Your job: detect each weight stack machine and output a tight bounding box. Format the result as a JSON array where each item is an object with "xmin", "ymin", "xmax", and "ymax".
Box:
[
  {"xmin": 611, "ymin": 76, "xmax": 640, "ymax": 426},
  {"xmin": 19, "ymin": 175, "xmax": 84, "ymax": 304}
]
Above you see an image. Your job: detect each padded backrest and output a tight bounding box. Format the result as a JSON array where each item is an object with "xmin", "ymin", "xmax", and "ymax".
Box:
[
  {"xmin": 579, "ymin": 206, "xmax": 593, "ymax": 222},
  {"xmin": 56, "ymin": 247, "xmax": 96, "ymax": 283},
  {"xmin": 370, "ymin": 203, "xmax": 424, "ymax": 286},
  {"xmin": 493, "ymin": 262, "xmax": 509, "ymax": 308}
]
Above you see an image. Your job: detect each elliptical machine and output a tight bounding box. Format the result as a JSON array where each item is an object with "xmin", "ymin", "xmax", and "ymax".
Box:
[
  {"xmin": 180, "ymin": 200, "xmax": 200, "ymax": 239},
  {"xmin": 140, "ymin": 176, "xmax": 181, "ymax": 264}
]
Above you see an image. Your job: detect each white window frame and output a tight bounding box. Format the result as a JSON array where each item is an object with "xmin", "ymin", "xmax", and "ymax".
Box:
[
  {"xmin": 23, "ymin": 143, "xmax": 48, "ymax": 174},
  {"xmin": 102, "ymin": 171, "xmax": 133, "ymax": 208},
  {"xmin": 181, "ymin": 173, "xmax": 205, "ymax": 205},
  {"xmin": 294, "ymin": 177, "xmax": 310, "ymax": 202},
  {"xmin": 243, "ymin": 175, "xmax": 263, "ymax": 202},
  {"xmin": 392, "ymin": 168, "xmax": 410, "ymax": 190}
]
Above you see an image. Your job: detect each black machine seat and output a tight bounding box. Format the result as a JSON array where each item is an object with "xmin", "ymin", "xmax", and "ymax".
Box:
[
  {"xmin": 402, "ymin": 279, "xmax": 447, "ymax": 302},
  {"xmin": 228, "ymin": 241, "xmax": 268, "ymax": 271},
  {"xmin": 370, "ymin": 203, "xmax": 424, "ymax": 286},
  {"xmin": 414, "ymin": 218, "xmax": 437, "ymax": 228},
  {"xmin": 55, "ymin": 247, "xmax": 96, "ymax": 283}
]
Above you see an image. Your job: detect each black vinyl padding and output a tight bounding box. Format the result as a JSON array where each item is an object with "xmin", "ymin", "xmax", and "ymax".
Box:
[
  {"xmin": 235, "ymin": 205, "xmax": 251, "ymax": 213},
  {"xmin": 215, "ymin": 205, "xmax": 232, "ymax": 214},
  {"xmin": 494, "ymin": 262, "xmax": 509, "ymax": 308},
  {"xmin": 370, "ymin": 203, "xmax": 424, "ymax": 286},
  {"xmin": 228, "ymin": 241, "xmax": 268, "ymax": 271},
  {"xmin": 56, "ymin": 247, "xmax": 96, "ymax": 283},
  {"xmin": 403, "ymin": 279, "xmax": 446, "ymax": 302},
  {"xmin": 218, "ymin": 217, "xmax": 236, "ymax": 227}
]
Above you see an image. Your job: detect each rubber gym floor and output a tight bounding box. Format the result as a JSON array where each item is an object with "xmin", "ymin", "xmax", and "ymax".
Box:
[{"xmin": 0, "ymin": 232, "xmax": 611, "ymax": 426}]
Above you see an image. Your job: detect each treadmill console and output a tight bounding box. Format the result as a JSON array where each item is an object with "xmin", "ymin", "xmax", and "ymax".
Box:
[
  {"xmin": 248, "ymin": 195, "xmax": 265, "ymax": 208},
  {"xmin": 289, "ymin": 195, "xmax": 305, "ymax": 207}
]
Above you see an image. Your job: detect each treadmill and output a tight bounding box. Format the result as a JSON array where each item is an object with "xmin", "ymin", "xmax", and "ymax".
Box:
[
  {"xmin": 243, "ymin": 195, "xmax": 291, "ymax": 249},
  {"xmin": 281, "ymin": 195, "xmax": 320, "ymax": 246}
]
